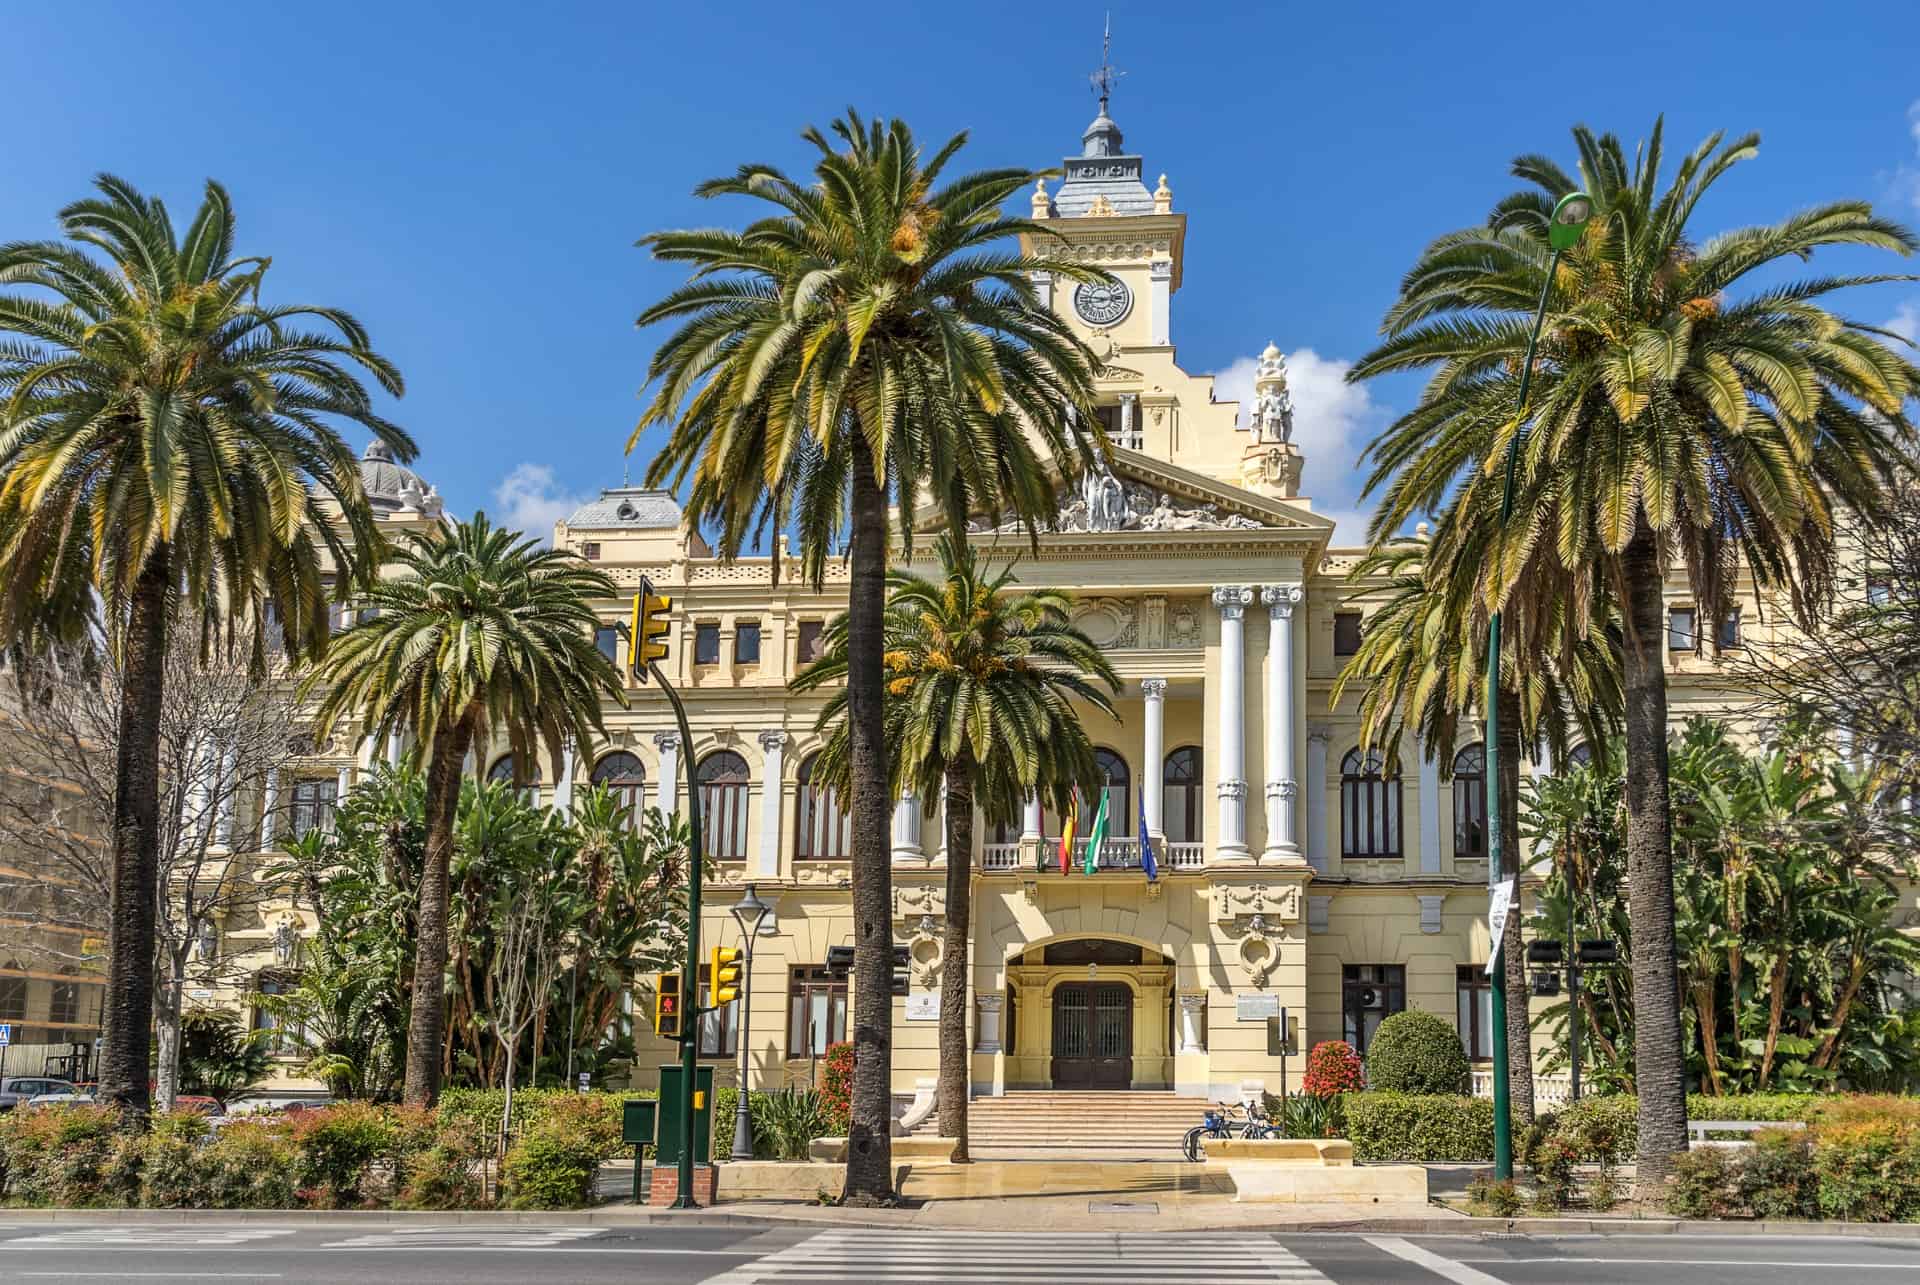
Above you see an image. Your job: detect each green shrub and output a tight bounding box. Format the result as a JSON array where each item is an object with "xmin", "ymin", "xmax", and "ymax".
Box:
[
  {"xmin": 757, "ymin": 1088, "xmax": 834, "ymax": 1161},
  {"xmin": 394, "ymin": 1141, "xmax": 486, "ymax": 1211},
  {"xmin": 1364, "ymin": 1011, "xmax": 1470, "ymax": 1095},
  {"xmin": 438, "ymin": 1088, "xmax": 648, "ymax": 1154},
  {"xmin": 1465, "ymin": 1175, "xmax": 1523, "ymax": 1217},
  {"xmin": 199, "ymin": 1120, "xmax": 298, "ymax": 1209},
  {"xmin": 1739, "ymin": 1128, "xmax": 1817, "ymax": 1220},
  {"xmin": 1346, "ymin": 1093, "xmax": 1493, "ymax": 1162},
  {"xmin": 1527, "ymin": 1134, "xmax": 1578, "ymax": 1212},
  {"xmin": 1665, "ymin": 1147, "xmax": 1739, "ymax": 1218},
  {"xmin": 496, "ymin": 1092, "xmax": 628, "ymax": 1211},
  {"xmin": 0, "ymin": 1106, "xmax": 133, "ymax": 1208},
  {"xmin": 1541, "ymin": 1095, "xmax": 1638, "ymax": 1165},
  {"xmin": 1586, "ymin": 1168, "xmax": 1622, "ymax": 1212},
  {"xmin": 289, "ymin": 1101, "xmax": 394, "ymax": 1206}
]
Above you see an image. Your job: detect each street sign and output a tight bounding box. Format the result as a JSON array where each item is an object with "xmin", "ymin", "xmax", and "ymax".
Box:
[
  {"xmin": 1486, "ymin": 878, "xmax": 1517, "ymax": 976},
  {"xmin": 0, "ymin": 1023, "xmax": 10, "ymax": 1046},
  {"xmin": 576, "ymin": 1071, "xmax": 591, "ymax": 1094}
]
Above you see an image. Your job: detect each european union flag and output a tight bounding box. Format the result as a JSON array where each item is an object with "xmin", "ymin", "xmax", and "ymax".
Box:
[{"xmin": 1138, "ymin": 787, "xmax": 1158, "ymax": 881}]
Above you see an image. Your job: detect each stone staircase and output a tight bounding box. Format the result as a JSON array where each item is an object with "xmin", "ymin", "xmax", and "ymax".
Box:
[{"xmin": 913, "ymin": 1090, "xmax": 1211, "ymax": 1161}]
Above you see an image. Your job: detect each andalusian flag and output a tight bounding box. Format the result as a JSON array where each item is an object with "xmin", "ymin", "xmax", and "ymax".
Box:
[
  {"xmin": 1084, "ymin": 783, "xmax": 1110, "ymax": 875},
  {"xmin": 1058, "ymin": 788, "xmax": 1081, "ymax": 875}
]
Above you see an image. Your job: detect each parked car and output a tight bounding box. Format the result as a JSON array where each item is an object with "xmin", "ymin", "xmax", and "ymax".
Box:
[
  {"xmin": 0, "ymin": 1077, "xmax": 77, "ymax": 1111},
  {"xmin": 23, "ymin": 1091, "xmax": 97, "ymax": 1108}
]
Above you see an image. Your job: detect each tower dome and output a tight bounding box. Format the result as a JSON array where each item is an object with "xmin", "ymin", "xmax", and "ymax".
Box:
[{"xmin": 357, "ymin": 439, "xmax": 442, "ymax": 517}]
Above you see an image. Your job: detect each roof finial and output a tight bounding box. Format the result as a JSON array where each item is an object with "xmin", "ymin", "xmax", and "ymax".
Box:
[{"xmin": 1089, "ymin": 12, "xmax": 1124, "ymax": 114}]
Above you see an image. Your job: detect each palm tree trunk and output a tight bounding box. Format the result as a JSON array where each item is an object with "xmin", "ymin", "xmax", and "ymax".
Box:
[
  {"xmin": 938, "ymin": 757, "xmax": 975, "ymax": 1162},
  {"xmin": 842, "ymin": 439, "xmax": 895, "ymax": 1205},
  {"xmin": 102, "ymin": 546, "xmax": 172, "ymax": 1120},
  {"xmin": 1621, "ymin": 523, "xmax": 1689, "ymax": 1196},
  {"xmin": 1691, "ymin": 982, "xmax": 1725, "ymax": 1095},
  {"xmin": 1497, "ymin": 691, "xmax": 1534, "ymax": 1125},
  {"xmin": 1813, "ymin": 957, "xmax": 1868, "ymax": 1070},
  {"xmin": 405, "ymin": 717, "xmax": 473, "ymax": 1107}
]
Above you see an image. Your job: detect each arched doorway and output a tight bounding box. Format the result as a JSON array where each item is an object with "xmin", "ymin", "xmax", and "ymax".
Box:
[{"xmin": 1001, "ymin": 938, "xmax": 1170, "ymax": 1091}]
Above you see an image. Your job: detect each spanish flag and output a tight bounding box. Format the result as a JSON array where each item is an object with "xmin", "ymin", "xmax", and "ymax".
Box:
[{"xmin": 1058, "ymin": 788, "xmax": 1081, "ymax": 875}]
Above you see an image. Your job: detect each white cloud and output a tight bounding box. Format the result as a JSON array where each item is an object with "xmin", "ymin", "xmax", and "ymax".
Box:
[
  {"xmin": 1886, "ymin": 100, "xmax": 1920, "ymax": 213},
  {"xmin": 493, "ymin": 463, "xmax": 589, "ymax": 545},
  {"xmin": 1887, "ymin": 300, "xmax": 1920, "ymax": 345},
  {"xmin": 1212, "ymin": 346, "xmax": 1380, "ymax": 544}
]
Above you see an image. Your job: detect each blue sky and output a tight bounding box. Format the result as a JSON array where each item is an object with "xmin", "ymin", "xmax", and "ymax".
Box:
[{"xmin": 5, "ymin": 2, "xmax": 1917, "ymax": 542}]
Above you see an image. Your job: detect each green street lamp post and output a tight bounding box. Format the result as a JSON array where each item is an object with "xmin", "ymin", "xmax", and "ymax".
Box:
[{"xmin": 1486, "ymin": 190, "xmax": 1593, "ymax": 1181}]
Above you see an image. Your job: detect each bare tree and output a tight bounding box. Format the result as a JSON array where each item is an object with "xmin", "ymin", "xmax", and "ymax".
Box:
[
  {"xmin": 0, "ymin": 640, "xmax": 306, "ymax": 1107},
  {"xmin": 483, "ymin": 843, "xmax": 565, "ymax": 1149}
]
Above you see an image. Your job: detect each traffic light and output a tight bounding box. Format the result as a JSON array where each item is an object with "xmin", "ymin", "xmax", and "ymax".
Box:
[
  {"xmin": 825, "ymin": 945, "xmax": 854, "ymax": 977},
  {"xmin": 654, "ymin": 971, "xmax": 684, "ymax": 1039},
  {"xmin": 1526, "ymin": 940, "xmax": 1565, "ymax": 967},
  {"xmin": 629, "ymin": 576, "xmax": 673, "ymax": 682},
  {"xmin": 1576, "ymin": 940, "xmax": 1619, "ymax": 966},
  {"xmin": 891, "ymin": 944, "xmax": 910, "ymax": 997},
  {"xmin": 710, "ymin": 947, "xmax": 742, "ymax": 1006}
]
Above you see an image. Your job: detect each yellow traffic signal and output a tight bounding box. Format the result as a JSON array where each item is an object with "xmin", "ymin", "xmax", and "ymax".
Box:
[
  {"xmin": 631, "ymin": 576, "xmax": 673, "ymax": 682},
  {"xmin": 654, "ymin": 971, "xmax": 684, "ymax": 1039},
  {"xmin": 710, "ymin": 947, "xmax": 743, "ymax": 1006}
]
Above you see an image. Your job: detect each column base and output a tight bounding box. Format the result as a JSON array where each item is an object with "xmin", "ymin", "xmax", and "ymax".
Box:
[
  {"xmin": 1212, "ymin": 845, "xmax": 1255, "ymax": 867},
  {"xmin": 1260, "ymin": 844, "xmax": 1309, "ymax": 867}
]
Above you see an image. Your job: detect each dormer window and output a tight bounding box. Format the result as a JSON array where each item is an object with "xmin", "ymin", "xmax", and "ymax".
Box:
[{"xmin": 582, "ymin": 542, "xmax": 601, "ymax": 561}]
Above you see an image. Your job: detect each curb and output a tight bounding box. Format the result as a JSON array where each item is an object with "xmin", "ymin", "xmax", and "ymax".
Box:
[{"xmin": 3, "ymin": 1206, "xmax": 1918, "ymax": 1239}]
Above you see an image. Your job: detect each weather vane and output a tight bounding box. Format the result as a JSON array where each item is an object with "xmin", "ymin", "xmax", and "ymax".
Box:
[{"xmin": 1089, "ymin": 13, "xmax": 1125, "ymax": 112}]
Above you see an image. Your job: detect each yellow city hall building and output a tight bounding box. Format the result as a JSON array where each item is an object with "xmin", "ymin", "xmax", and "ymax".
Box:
[{"xmin": 180, "ymin": 98, "xmax": 1777, "ymax": 1116}]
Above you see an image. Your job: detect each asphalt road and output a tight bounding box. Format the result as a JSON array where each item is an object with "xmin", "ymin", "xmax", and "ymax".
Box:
[{"xmin": 2, "ymin": 1221, "xmax": 1920, "ymax": 1283}]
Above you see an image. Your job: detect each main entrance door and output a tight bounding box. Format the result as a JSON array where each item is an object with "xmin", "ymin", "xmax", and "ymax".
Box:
[{"xmin": 1051, "ymin": 983, "xmax": 1133, "ymax": 1089}]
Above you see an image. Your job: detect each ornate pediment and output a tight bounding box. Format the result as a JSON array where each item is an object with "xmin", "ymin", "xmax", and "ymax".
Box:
[{"xmin": 966, "ymin": 449, "xmax": 1327, "ymax": 537}]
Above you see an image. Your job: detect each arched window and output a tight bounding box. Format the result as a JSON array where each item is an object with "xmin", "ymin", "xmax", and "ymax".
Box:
[
  {"xmin": 1567, "ymin": 743, "xmax": 1594, "ymax": 769},
  {"xmin": 488, "ymin": 753, "xmax": 543, "ymax": 805},
  {"xmin": 1341, "ymin": 748, "xmax": 1402, "ymax": 859},
  {"xmin": 698, "ymin": 751, "xmax": 752, "ymax": 861},
  {"xmin": 1452, "ymin": 743, "xmax": 1487, "ymax": 860},
  {"xmin": 1163, "ymin": 747, "xmax": 1203, "ymax": 844},
  {"xmin": 1091, "ymin": 748, "xmax": 1131, "ymax": 836},
  {"xmin": 591, "ymin": 751, "xmax": 647, "ymax": 821},
  {"xmin": 795, "ymin": 753, "xmax": 850, "ymax": 860}
]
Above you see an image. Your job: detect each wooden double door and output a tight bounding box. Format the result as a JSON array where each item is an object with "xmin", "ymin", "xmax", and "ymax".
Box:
[{"xmin": 1050, "ymin": 982, "xmax": 1133, "ymax": 1089}]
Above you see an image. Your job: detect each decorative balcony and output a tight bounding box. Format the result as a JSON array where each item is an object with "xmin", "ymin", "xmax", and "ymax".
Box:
[{"xmin": 978, "ymin": 836, "xmax": 1208, "ymax": 873}]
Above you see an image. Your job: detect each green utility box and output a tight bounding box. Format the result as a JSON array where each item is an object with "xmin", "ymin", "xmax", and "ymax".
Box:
[
  {"xmin": 621, "ymin": 1097, "xmax": 658, "ymax": 1148},
  {"xmin": 654, "ymin": 1063, "xmax": 714, "ymax": 1166}
]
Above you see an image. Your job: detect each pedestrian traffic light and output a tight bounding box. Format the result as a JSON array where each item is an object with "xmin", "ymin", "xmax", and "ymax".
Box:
[
  {"xmin": 629, "ymin": 576, "xmax": 673, "ymax": 682},
  {"xmin": 710, "ymin": 947, "xmax": 742, "ymax": 1006},
  {"xmin": 825, "ymin": 945, "xmax": 854, "ymax": 977},
  {"xmin": 1576, "ymin": 940, "xmax": 1619, "ymax": 966},
  {"xmin": 891, "ymin": 944, "xmax": 909, "ymax": 997},
  {"xmin": 654, "ymin": 971, "xmax": 684, "ymax": 1039}
]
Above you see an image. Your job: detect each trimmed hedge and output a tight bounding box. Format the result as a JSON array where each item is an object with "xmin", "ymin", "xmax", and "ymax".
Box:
[
  {"xmin": 1664, "ymin": 1098, "xmax": 1920, "ymax": 1222},
  {"xmin": 1365, "ymin": 1011, "xmax": 1471, "ymax": 1095},
  {"xmin": 1347, "ymin": 1093, "xmax": 1495, "ymax": 1162}
]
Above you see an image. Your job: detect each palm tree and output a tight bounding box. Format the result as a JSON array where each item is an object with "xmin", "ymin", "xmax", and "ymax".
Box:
[
  {"xmin": 306, "ymin": 514, "xmax": 623, "ymax": 1106},
  {"xmin": 794, "ymin": 533, "xmax": 1119, "ymax": 1160},
  {"xmin": 633, "ymin": 112, "xmax": 1106, "ymax": 1202},
  {"xmin": 1333, "ymin": 530, "xmax": 1621, "ymax": 1121},
  {"xmin": 1349, "ymin": 120, "xmax": 1920, "ymax": 1192},
  {"xmin": 0, "ymin": 175, "xmax": 411, "ymax": 1116}
]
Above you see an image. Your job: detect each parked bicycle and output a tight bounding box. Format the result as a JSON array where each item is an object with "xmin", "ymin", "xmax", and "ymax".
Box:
[{"xmin": 1182, "ymin": 1099, "xmax": 1277, "ymax": 1162}]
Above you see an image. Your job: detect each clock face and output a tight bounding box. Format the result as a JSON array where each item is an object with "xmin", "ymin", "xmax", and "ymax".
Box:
[{"xmin": 1073, "ymin": 279, "xmax": 1132, "ymax": 327}]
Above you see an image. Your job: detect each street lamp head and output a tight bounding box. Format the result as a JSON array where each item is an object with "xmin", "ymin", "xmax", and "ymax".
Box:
[
  {"xmin": 730, "ymin": 883, "xmax": 775, "ymax": 939},
  {"xmin": 1548, "ymin": 191, "xmax": 1595, "ymax": 251}
]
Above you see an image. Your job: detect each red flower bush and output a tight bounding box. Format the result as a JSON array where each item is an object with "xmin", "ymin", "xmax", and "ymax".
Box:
[
  {"xmin": 1302, "ymin": 1040, "xmax": 1365, "ymax": 1097},
  {"xmin": 819, "ymin": 1041, "xmax": 855, "ymax": 1134}
]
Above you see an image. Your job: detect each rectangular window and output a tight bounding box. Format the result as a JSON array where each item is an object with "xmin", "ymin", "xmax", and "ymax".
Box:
[
  {"xmin": 1719, "ymin": 609, "xmax": 1743, "ymax": 649},
  {"xmin": 48, "ymin": 980, "xmax": 80, "ymax": 1026},
  {"xmin": 696, "ymin": 964, "xmax": 739, "ymax": 1058},
  {"xmin": 582, "ymin": 542, "xmax": 601, "ymax": 561},
  {"xmin": 288, "ymin": 778, "xmax": 339, "ymax": 842},
  {"xmin": 787, "ymin": 966, "xmax": 848, "ymax": 1057},
  {"xmin": 1333, "ymin": 611, "xmax": 1364, "ymax": 657},
  {"xmin": 734, "ymin": 621, "xmax": 761, "ymax": 665},
  {"xmin": 595, "ymin": 625, "xmax": 620, "ymax": 665},
  {"xmin": 1867, "ymin": 576, "xmax": 1892, "ymax": 606},
  {"xmin": 1341, "ymin": 963, "xmax": 1406, "ymax": 1059},
  {"xmin": 1668, "ymin": 607, "xmax": 1696, "ymax": 650},
  {"xmin": 1456, "ymin": 965, "xmax": 1493, "ymax": 1060},
  {"xmin": 796, "ymin": 620, "xmax": 826, "ymax": 665},
  {"xmin": 695, "ymin": 623, "xmax": 721, "ymax": 665},
  {"xmin": 251, "ymin": 974, "xmax": 301, "ymax": 1056},
  {"xmin": 0, "ymin": 974, "xmax": 25, "ymax": 1022}
]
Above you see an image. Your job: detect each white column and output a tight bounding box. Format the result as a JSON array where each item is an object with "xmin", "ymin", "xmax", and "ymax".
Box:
[
  {"xmin": 893, "ymin": 792, "xmax": 925, "ymax": 865},
  {"xmin": 1119, "ymin": 393, "xmax": 1140, "ymax": 449},
  {"xmin": 1417, "ymin": 733, "xmax": 1442, "ymax": 874},
  {"xmin": 1178, "ymin": 994, "xmax": 1207, "ymax": 1053},
  {"xmin": 1536, "ymin": 738, "xmax": 1555, "ymax": 778},
  {"xmin": 756, "ymin": 731, "xmax": 786, "ymax": 878},
  {"xmin": 212, "ymin": 745, "xmax": 238, "ymax": 849},
  {"xmin": 552, "ymin": 738, "xmax": 576, "ymax": 814},
  {"xmin": 1148, "ymin": 259, "xmax": 1172, "ymax": 345},
  {"xmin": 1021, "ymin": 795, "xmax": 1042, "ymax": 840},
  {"xmin": 1305, "ymin": 725, "xmax": 1330, "ymax": 874},
  {"xmin": 386, "ymin": 729, "xmax": 404, "ymax": 766},
  {"xmin": 335, "ymin": 763, "xmax": 352, "ymax": 802},
  {"xmin": 260, "ymin": 769, "xmax": 280, "ymax": 848},
  {"xmin": 976, "ymin": 994, "xmax": 1005, "ymax": 1054},
  {"xmin": 1260, "ymin": 585, "xmax": 1302, "ymax": 863},
  {"xmin": 654, "ymin": 732, "xmax": 680, "ymax": 816},
  {"xmin": 1141, "ymin": 679, "xmax": 1167, "ymax": 837},
  {"xmin": 1211, "ymin": 585, "xmax": 1254, "ymax": 863},
  {"xmin": 1032, "ymin": 270, "xmax": 1053, "ymax": 311}
]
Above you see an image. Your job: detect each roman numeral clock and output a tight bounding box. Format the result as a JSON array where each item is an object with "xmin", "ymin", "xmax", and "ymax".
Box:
[{"xmin": 1073, "ymin": 279, "xmax": 1132, "ymax": 327}]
